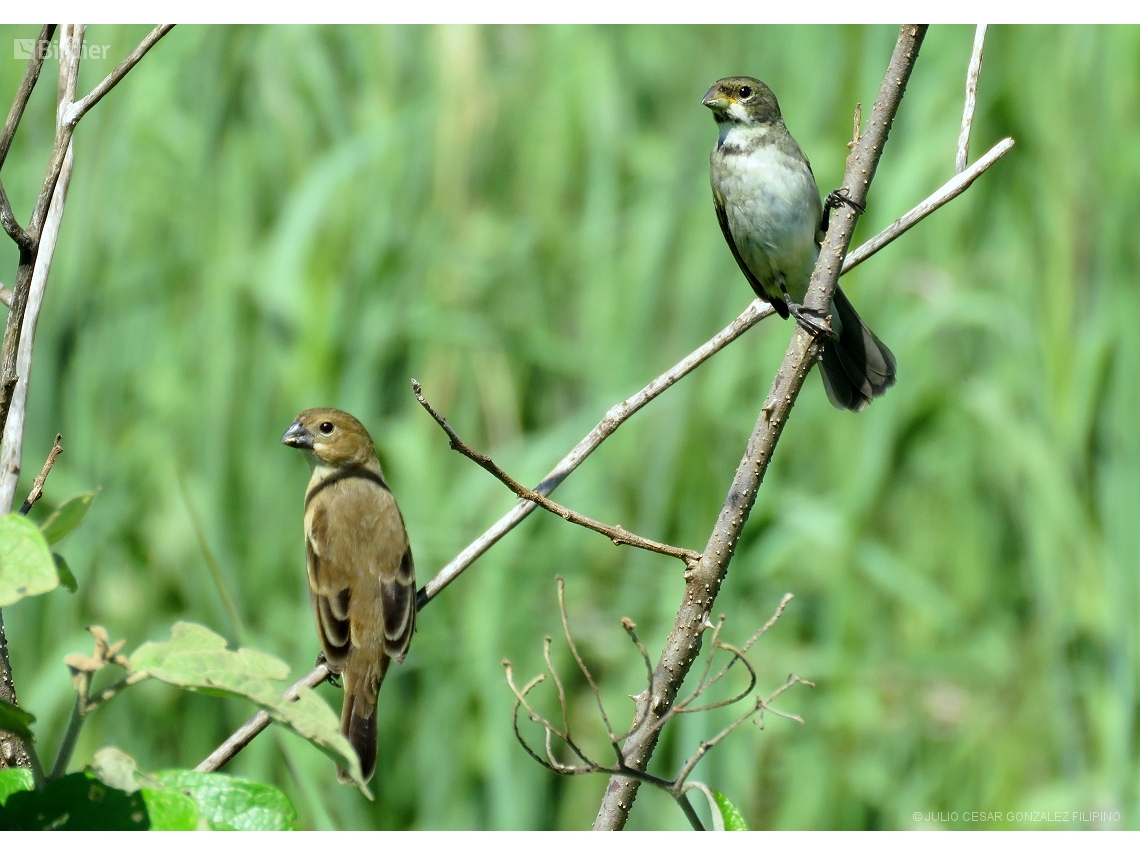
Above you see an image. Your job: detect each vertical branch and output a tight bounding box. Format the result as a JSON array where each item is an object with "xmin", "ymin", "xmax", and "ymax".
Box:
[
  {"xmin": 592, "ymin": 25, "xmax": 928, "ymax": 831},
  {"xmin": 0, "ymin": 139, "xmax": 76, "ymax": 512},
  {"xmin": 956, "ymin": 25, "xmax": 987, "ymax": 174}
]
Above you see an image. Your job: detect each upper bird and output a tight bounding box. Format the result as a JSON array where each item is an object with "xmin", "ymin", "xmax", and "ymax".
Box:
[
  {"xmin": 704, "ymin": 76, "xmax": 896, "ymax": 411},
  {"xmin": 281, "ymin": 408, "xmax": 416, "ymax": 783}
]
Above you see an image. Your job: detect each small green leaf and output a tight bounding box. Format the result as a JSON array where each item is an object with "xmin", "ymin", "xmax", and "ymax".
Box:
[
  {"xmin": 130, "ymin": 622, "xmax": 368, "ymax": 793},
  {"xmin": 53, "ymin": 553, "xmax": 77, "ymax": 592},
  {"xmin": 154, "ymin": 769, "xmax": 297, "ymax": 830},
  {"xmin": 713, "ymin": 790, "xmax": 749, "ymax": 831},
  {"xmin": 0, "ymin": 768, "xmax": 34, "ymax": 805},
  {"xmin": 39, "ymin": 491, "xmax": 97, "ymax": 546},
  {"xmin": 141, "ymin": 787, "xmax": 201, "ymax": 830},
  {"xmin": 0, "ymin": 772, "xmax": 149, "ymax": 829},
  {"xmin": 0, "ymin": 698, "xmax": 35, "ymax": 743},
  {"xmin": 0, "ymin": 513, "xmax": 58, "ymax": 606}
]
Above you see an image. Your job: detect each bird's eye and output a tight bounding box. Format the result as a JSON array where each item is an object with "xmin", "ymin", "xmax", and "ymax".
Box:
[
  {"xmin": 738, "ymin": 85, "xmax": 753, "ymax": 99},
  {"xmin": 319, "ymin": 422, "xmax": 335, "ymax": 435}
]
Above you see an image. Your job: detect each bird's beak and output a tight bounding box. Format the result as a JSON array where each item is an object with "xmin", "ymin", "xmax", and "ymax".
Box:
[
  {"xmin": 702, "ymin": 87, "xmax": 732, "ymax": 111},
  {"xmin": 281, "ymin": 419, "xmax": 314, "ymax": 449}
]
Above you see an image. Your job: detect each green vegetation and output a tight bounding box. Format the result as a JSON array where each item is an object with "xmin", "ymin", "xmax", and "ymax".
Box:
[{"xmin": 1, "ymin": 25, "xmax": 1137, "ymax": 830}]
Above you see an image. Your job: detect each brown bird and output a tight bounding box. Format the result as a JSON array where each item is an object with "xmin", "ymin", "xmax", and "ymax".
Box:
[{"xmin": 281, "ymin": 408, "xmax": 416, "ymax": 783}]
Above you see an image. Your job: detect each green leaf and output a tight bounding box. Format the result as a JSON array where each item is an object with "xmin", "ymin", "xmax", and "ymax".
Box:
[
  {"xmin": 53, "ymin": 552, "xmax": 77, "ymax": 592},
  {"xmin": 39, "ymin": 491, "xmax": 97, "ymax": 545},
  {"xmin": 0, "ymin": 513, "xmax": 58, "ymax": 606},
  {"xmin": 82, "ymin": 746, "xmax": 201, "ymax": 829},
  {"xmin": 713, "ymin": 790, "xmax": 749, "ymax": 831},
  {"xmin": 130, "ymin": 622, "xmax": 369, "ymax": 793},
  {"xmin": 154, "ymin": 769, "xmax": 297, "ymax": 830},
  {"xmin": 0, "ymin": 768, "xmax": 34, "ymax": 806},
  {"xmin": 0, "ymin": 772, "xmax": 149, "ymax": 829},
  {"xmin": 141, "ymin": 787, "xmax": 202, "ymax": 830},
  {"xmin": 0, "ymin": 698, "xmax": 35, "ymax": 743}
]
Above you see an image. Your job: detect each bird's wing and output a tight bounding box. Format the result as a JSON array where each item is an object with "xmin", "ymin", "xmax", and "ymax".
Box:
[
  {"xmin": 713, "ymin": 187, "xmax": 789, "ymax": 318},
  {"xmin": 304, "ymin": 472, "xmax": 415, "ymax": 671}
]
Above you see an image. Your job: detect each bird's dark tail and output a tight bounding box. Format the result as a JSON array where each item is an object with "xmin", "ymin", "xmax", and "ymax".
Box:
[
  {"xmin": 336, "ymin": 652, "xmax": 389, "ymax": 784},
  {"xmin": 818, "ymin": 286, "xmax": 896, "ymax": 411}
]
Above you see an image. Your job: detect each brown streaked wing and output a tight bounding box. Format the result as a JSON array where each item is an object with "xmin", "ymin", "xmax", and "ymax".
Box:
[
  {"xmin": 305, "ymin": 504, "xmax": 351, "ymax": 669},
  {"xmin": 382, "ymin": 548, "xmax": 416, "ymax": 662}
]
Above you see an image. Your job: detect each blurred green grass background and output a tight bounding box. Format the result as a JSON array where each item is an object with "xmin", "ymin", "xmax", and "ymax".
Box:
[{"xmin": 1, "ymin": 24, "xmax": 1138, "ymax": 830}]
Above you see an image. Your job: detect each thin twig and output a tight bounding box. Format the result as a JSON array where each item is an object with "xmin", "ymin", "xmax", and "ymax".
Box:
[
  {"xmin": 0, "ymin": 283, "xmax": 11, "ymax": 308},
  {"xmin": 63, "ymin": 25, "xmax": 174, "ymax": 128},
  {"xmin": 556, "ymin": 577, "xmax": 622, "ymax": 761},
  {"xmin": 842, "ymin": 137, "xmax": 1013, "ymax": 274},
  {"xmin": 542, "ymin": 636, "xmax": 569, "ymax": 737},
  {"xmin": 593, "ymin": 25, "xmax": 929, "ymax": 831},
  {"xmin": 18, "ymin": 432, "xmax": 61, "ymax": 514},
  {"xmin": 0, "ymin": 25, "xmax": 56, "ymax": 171},
  {"xmin": 956, "ymin": 25, "xmax": 988, "ymax": 174},
  {"xmin": 194, "ymin": 661, "xmax": 330, "ymax": 773},
  {"xmin": 414, "ymin": 381, "xmax": 702, "ymax": 567}
]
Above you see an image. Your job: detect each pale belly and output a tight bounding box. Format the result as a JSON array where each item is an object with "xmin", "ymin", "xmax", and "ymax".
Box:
[{"xmin": 713, "ymin": 143, "xmax": 821, "ymax": 303}]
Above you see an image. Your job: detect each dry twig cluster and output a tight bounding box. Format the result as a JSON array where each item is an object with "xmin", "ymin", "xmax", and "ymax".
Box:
[{"xmin": 503, "ymin": 579, "xmax": 809, "ymax": 830}]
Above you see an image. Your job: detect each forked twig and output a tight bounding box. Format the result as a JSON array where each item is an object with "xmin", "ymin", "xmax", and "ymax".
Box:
[
  {"xmin": 505, "ymin": 580, "xmax": 810, "ymax": 830},
  {"xmin": 413, "ymin": 381, "xmax": 701, "ymax": 568}
]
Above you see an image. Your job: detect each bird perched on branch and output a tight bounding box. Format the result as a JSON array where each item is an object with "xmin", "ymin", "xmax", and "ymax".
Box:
[
  {"xmin": 281, "ymin": 408, "xmax": 416, "ymax": 783},
  {"xmin": 703, "ymin": 76, "xmax": 896, "ymax": 410}
]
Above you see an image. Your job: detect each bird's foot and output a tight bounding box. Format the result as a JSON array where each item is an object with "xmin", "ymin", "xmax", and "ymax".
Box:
[
  {"xmin": 780, "ymin": 283, "xmax": 836, "ymax": 341},
  {"xmin": 315, "ymin": 651, "xmax": 343, "ymax": 688},
  {"xmin": 821, "ymin": 187, "xmax": 865, "ymax": 232}
]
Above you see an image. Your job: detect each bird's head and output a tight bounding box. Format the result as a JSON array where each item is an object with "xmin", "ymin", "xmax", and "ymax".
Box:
[
  {"xmin": 281, "ymin": 408, "xmax": 378, "ymax": 468},
  {"xmin": 702, "ymin": 77, "xmax": 782, "ymax": 127}
]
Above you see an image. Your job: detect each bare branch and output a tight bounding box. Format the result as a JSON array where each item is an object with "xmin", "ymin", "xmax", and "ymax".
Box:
[
  {"xmin": 63, "ymin": 25, "xmax": 174, "ymax": 128},
  {"xmin": 418, "ymin": 299, "xmax": 774, "ymax": 607},
  {"xmin": 18, "ymin": 432, "xmax": 61, "ymax": 514},
  {"xmin": 956, "ymin": 25, "xmax": 988, "ymax": 174},
  {"xmin": 842, "ymin": 137, "xmax": 1013, "ymax": 274},
  {"xmin": 0, "ymin": 25, "xmax": 56, "ymax": 171},
  {"xmin": 0, "ymin": 140, "xmax": 73, "ymax": 514},
  {"xmin": 593, "ymin": 25, "xmax": 929, "ymax": 830},
  {"xmin": 413, "ymin": 380, "xmax": 702, "ymax": 567},
  {"xmin": 0, "ymin": 283, "xmax": 10, "ymax": 308},
  {"xmin": 0, "ymin": 179, "xmax": 32, "ymax": 252},
  {"xmin": 195, "ymin": 661, "xmax": 330, "ymax": 773}
]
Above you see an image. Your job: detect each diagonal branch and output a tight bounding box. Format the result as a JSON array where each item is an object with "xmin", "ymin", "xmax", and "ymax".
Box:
[
  {"xmin": 0, "ymin": 25, "xmax": 56, "ymax": 171},
  {"xmin": 63, "ymin": 25, "xmax": 174, "ymax": 128},
  {"xmin": 592, "ymin": 24, "xmax": 929, "ymax": 830},
  {"xmin": 413, "ymin": 380, "xmax": 701, "ymax": 567}
]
